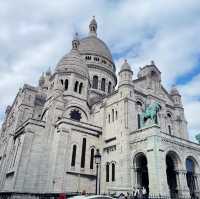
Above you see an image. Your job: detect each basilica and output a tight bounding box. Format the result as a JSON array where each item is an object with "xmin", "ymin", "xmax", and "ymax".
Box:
[{"xmin": 0, "ymin": 17, "xmax": 200, "ymax": 198}]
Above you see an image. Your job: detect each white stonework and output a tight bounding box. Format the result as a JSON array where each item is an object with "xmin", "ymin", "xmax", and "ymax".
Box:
[{"xmin": 0, "ymin": 17, "xmax": 200, "ymax": 198}]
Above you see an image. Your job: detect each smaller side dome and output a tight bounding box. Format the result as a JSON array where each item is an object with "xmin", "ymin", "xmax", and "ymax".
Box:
[
  {"xmin": 55, "ymin": 33, "xmax": 89, "ymax": 79},
  {"xmin": 170, "ymin": 85, "xmax": 181, "ymax": 96},
  {"xmin": 119, "ymin": 59, "xmax": 133, "ymax": 74}
]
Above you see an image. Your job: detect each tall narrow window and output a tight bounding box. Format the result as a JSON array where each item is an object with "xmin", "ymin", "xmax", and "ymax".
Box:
[
  {"xmin": 101, "ymin": 78, "xmax": 106, "ymax": 91},
  {"xmin": 108, "ymin": 82, "xmax": 112, "ymax": 94},
  {"xmin": 71, "ymin": 145, "xmax": 77, "ymax": 167},
  {"xmin": 112, "ymin": 109, "xmax": 114, "ymax": 122},
  {"xmin": 92, "ymin": 76, "xmax": 98, "ymax": 89},
  {"xmin": 106, "ymin": 163, "xmax": 109, "ymax": 182},
  {"xmin": 65, "ymin": 79, "xmax": 68, "ymax": 90},
  {"xmin": 90, "ymin": 148, "xmax": 95, "ymax": 169},
  {"xmin": 168, "ymin": 125, "xmax": 171, "ymax": 135},
  {"xmin": 108, "ymin": 114, "xmax": 110, "ymax": 123},
  {"xmin": 112, "ymin": 163, "xmax": 115, "ymax": 181},
  {"xmin": 138, "ymin": 114, "xmax": 141, "ymax": 129},
  {"xmin": 61, "ymin": 79, "xmax": 64, "ymax": 85},
  {"xmin": 79, "ymin": 83, "xmax": 83, "ymax": 94},
  {"xmin": 74, "ymin": 81, "xmax": 79, "ymax": 92},
  {"xmin": 81, "ymin": 138, "xmax": 86, "ymax": 168},
  {"xmin": 115, "ymin": 111, "xmax": 118, "ymax": 120}
]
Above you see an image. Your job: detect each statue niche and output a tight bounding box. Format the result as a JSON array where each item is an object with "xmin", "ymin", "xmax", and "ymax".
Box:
[{"xmin": 139, "ymin": 102, "xmax": 161, "ymax": 128}]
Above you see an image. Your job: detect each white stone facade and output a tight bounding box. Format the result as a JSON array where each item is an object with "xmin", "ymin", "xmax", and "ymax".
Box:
[{"xmin": 0, "ymin": 17, "xmax": 200, "ymax": 198}]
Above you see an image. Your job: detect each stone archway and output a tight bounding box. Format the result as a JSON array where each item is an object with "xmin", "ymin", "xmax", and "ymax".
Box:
[
  {"xmin": 186, "ymin": 156, "xmax": 199, "ymax": 198},
  {"xmin": 166, "ymin": 151, "xmax": 180, "ymax": 199},
  {"xmin": 134, "ymin": 153, "xmax": 149, "ymax": 194}
]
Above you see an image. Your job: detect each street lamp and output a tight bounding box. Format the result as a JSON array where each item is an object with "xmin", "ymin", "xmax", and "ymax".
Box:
[{"xmin": 94, "ymin": 149, "xmax": 101, "ymax": 195}]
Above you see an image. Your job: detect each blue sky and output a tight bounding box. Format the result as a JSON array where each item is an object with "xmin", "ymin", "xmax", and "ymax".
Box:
[{"xmin": 0, "ymin": 0, "xmax": 200, "ymax": 140}]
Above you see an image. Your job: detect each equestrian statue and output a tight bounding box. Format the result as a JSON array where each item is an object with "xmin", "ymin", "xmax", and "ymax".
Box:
[{"xmin": 140, "ymin": 102, "xmax": 161, "ymax": 128}]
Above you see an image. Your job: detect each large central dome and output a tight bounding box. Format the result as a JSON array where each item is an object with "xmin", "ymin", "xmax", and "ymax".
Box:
[{"xmin": 79, "ymin": 36, "xmax": 113, "ymax": 62}]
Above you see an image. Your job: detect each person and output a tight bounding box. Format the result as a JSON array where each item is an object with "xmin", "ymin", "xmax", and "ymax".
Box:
[
  {"xmin": 134, "ymin": 188, "xmax": 139, "ymax": 199},
  {"xmin": 138, "ymin": 188, "xmax": 143, "ymax": 199},
  {"xmin": 142, "ymin": 187, "xmax": 147, "ymax": 199},
  {"xmin": 127, "ymin": 192, "xmax": 130, "ymax": 199},
  {"xmin": 81, "ymin": 190, "xmax": 86, "ymax": 195},
  {"xmin": 119, "ymin": 193, "xmax": 125, "ymax": 199},
  {"xmin": 57, "ymin": 193, "xmax": 66, "ymax": 199}
]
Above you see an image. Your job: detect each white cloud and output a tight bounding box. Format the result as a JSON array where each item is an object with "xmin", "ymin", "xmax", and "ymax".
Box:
[{"xmin": 0, "ymin": 0, "xmax": 200, "ymax": 140}]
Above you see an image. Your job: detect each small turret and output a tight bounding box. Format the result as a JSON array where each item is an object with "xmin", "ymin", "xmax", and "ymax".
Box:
[
  {"xmin": 46, "ymin": 67, "xmax": 51, "ymax": 76},
  {"xmin": 170, "ymin": 85, "xmax": 182, "ymax": 107},
  {"xmin": 89, "ymin": 16, "xmax": 97, "ymax": 36},
  {"xmin": 118, "ymin": 59, "xmax": 133, "ymax": 87},
  {"xmin": 72, "ymin": 32, "xmax": 80, "ymax": 50},
  {"xmin": 39, "ymin": 73, "xmax": 45, "ymax": 87}
]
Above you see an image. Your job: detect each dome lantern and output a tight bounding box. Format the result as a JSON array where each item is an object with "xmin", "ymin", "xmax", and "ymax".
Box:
[
  {"xmin": 89, "ymin": 16, "xmax": 97, "ymax": 36},
  {"xmin": 72, "ymin": 32, "xmax": 80, "ymax": 50}
]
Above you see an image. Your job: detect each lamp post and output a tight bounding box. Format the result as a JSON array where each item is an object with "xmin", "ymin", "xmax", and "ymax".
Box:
[{"xmin": 94, "ymin": 149, "xmax": 101, "ymax": 195}]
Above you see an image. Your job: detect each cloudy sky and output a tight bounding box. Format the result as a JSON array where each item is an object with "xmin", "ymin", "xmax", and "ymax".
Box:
[{"xmin": 0, "ymin": 0, "xmax": 200, "ymax": 140}]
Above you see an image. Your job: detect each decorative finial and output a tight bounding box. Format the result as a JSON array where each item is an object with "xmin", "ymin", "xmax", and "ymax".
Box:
[
  {"xmin": 89, "ymin": 16, "xmax": 97, "ymax": 36},
  {"xmin": 72, "ymin": 32, "xmax": 80, "ymax": 50},
  {"xmin": 151, "ymin": 60, "xmax": 155, "ymax": 65},
  {"xmin": 39, "ymin": 72, "xmax": 45, "ymax": 87},
  {"xmin": 46, "ymin": 67, "xmax": 51, "ymax": 76}
]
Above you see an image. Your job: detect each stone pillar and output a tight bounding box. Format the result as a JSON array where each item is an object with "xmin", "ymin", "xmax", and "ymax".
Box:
[
  {"xmin": 194, "ymin": 174, "xmax": 200, "ymax": 198},
  {"xmin": 176, "ymin": 170, "xmax": 190, "ymax": 197},
  {"xmin": 146, "ymin": 138, "xmax": 169, "ymax": 196},
  {"xmin": 132, "ymin": 167, "xmax": 139, "ymax": 190}
]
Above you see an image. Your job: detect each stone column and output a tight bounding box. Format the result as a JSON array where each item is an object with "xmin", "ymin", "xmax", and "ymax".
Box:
[
  {"xmin": 133, "ymin": 167, "xmax": 140, "ymax": 190},
  {"xmin": 176, "ymin": 170, "xmax": 190, "ymax": 197},
  {"xmin": 194, "ymin": 174, "xmax": 200, "ymax": 198}
]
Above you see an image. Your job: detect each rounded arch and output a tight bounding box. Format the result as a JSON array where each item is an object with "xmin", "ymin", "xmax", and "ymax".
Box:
[
  {"xmin": 41, "ymin": 108, "xmax": 49, "ymax": 121},
  {"xmin": 165, "ymin": 150, "xmax": 182, "ymax": 170},
  {"xmin": 64, "ymin": 104, "xmax": 89, "ymax": 122},
  {"xmin": 185, "ymin": 155, "xmax": 199, "ymax": 197},
  {"xmin": 133, "ymin": 152, "xmax": 149, "ymax": 192},
  {"xmin": 133, "ymin": 152, "xmax": 148, "ymax": 168},
  {"xmin": 185, "ymin": 155, "xmax": 200, "ymax": 173},
  {"xmin": 135, "ymin": 98, "xmax": 145, "ymax": 112}
]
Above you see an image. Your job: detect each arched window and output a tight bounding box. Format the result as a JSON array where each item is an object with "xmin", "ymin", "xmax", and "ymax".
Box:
[
  {"xmin": 90, "ymin": 148, "xmax": 95, "ymax": 169},
  {"xmin": 108, "ymin": 114, "xmax": 110, "ymax": 123},
  {"xmin": 81, "ymin": 138, "xmax": 86, "ymax": 168},
  {"xmin": 71, "ymin": 145, "xmax": 77, "ymax": 167},
  {"xmin": 108, "ymin": 82, "xmax": 112, "ymax": 94},
  {"xmin": 65, "ymin": 79, "xmax": 68, "ymax": 90},
  {"xmin": 74, "ymin": 81, "xmax": 79, "ymax": 92},
  {"xmin": 138, "ymin": 114, "xmax": 141, "ymax": 129},
  {"xmin": 79, "ymin": 83, "xmax": 83, "ymax": 94},
  {"xmin": 60, "ymin": 79, "xmax": 64, "ymax": 85},
  {"xmin": 112, "ymin": 163, "xmax": 115, "ymax": 181},
  {"xmin": 168, "ymin": 125, "xmax": 171, "ymax": 135},
  {"xmin": 106, "ymin": 163, "xmax": 109, "ymax": 182},
  {"xmin": 101, "ymin": 78, "xmax": 106, "ymax": 91},
  {"xmin": 70, "ymin": 109, "xmax": 82, "ymax": 121},
  {"xmin": 186, "ymin": 158, "xmax": 196, "ymax": 197},
  {"xmin": 92, "ymin": 76, "xmax": 98, "ymax": 89},
  {"xmin": 112, "ymin": 109, "xmax": 114, "ymax": 122},
  {"xmin": 115, "ymin": 111, "xmax": 118, "ymax": 120}
]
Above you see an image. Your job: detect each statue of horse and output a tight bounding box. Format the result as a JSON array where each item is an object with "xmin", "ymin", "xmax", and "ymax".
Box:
[
  {"xmin": 140, "ymin": 102, "xmax": 161, "ymax": 127},
  {"xmin": 195, "ymin": 134, "xmax": 200, "ymax": 144}
]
